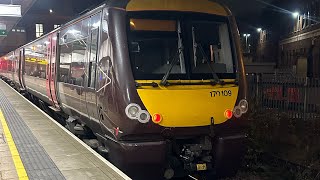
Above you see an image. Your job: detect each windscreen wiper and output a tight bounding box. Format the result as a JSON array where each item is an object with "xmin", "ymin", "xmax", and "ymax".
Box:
[
  {"xmin": 161, "ymin": 21, "xmax": 184, "ymax": 86},
  {"xmin": 160, "ymin": 48, "xmax": 181, "ymax": 86},
  {"xmin": 198, "ymin": 43, "xmax": 222, "ymax": 84}
]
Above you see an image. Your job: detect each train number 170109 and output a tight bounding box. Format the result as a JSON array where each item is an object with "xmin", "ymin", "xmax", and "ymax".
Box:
[{"xmin": 210, "ymin": 90, "xmax": 232, "ymax": 97}]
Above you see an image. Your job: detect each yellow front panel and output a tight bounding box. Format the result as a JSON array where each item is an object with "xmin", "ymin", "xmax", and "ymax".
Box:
[
  {"xmin": 126, "ymin": 0, "xmax": 228, "ymax": 16},
  {"xmin": 136, "ymin": 80, "xmax": 239, "ymax": 127}
]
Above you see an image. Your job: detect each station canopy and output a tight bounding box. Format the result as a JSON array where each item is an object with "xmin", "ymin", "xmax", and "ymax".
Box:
[{"xmin": 0, "ymin": 0, "xmax": 36, "ymax": 43}]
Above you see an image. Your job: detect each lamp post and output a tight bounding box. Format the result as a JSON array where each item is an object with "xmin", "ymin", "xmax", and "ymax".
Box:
[
  {"xmin": 292, "ymin": 11, "xmax": 299, "ymax": 31},
  {"xmin": 243, "ymin": 34, "xmax": 251, "ymax": 53}
]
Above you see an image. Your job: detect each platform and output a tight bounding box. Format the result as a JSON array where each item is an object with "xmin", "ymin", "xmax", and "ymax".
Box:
[{"xmin": 0, "ymin": 79, "xmax": 131, "ymax": 180}]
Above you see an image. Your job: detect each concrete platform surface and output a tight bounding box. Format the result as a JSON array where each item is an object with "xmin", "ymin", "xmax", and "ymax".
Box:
[{"xmin": 0, "ymin": 79, "xmax": 131, "ymax": 180}]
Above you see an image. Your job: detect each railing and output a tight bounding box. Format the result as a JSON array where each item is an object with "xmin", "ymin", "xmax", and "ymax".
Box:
[{"xmin": 247, "ymin": 73, "xmax": 320, "ymax": 120}]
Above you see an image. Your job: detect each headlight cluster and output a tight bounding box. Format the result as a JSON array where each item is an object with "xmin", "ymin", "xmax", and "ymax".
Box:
[
  {"xmin": 233, "ymin": 99, "xmax": 248, "ymax": 118},
  {"xmin": 125, "ymin": 103, "xmax": 150, "ymax": 123}
]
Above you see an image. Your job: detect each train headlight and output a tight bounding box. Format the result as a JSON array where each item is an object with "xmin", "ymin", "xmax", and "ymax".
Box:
[
  {"xmin": 125, "ymin": 103, "xmax": 151, "ymax": 123},
  {"xmin": 138, "ymin": 110, "xmax": 150, "ymax": 124},
  {"xmin": 233, "ymin": 106, "xmax": 242, "ymax": 118},
  {"xmin": 125, "ymin": 103, "xmax": 141, "ymax": 119},
  {"xmin": 239, "ymin": 99, "xmax": 248, "ymax": 113}
]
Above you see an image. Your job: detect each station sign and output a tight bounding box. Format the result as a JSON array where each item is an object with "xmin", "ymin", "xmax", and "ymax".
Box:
[
  {"xmin": 0, "ymin": 4, "xmax": 21, "ymax": 17},
  {"xmin": 0, "ymin": 30, "xmax": 7, "ymax": 36},
  {"xmin": 0, "ymin": 23, "xmax": 6, "ymax": 36}
]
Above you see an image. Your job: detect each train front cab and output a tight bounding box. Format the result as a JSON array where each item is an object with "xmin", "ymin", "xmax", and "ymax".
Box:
[{"xmin": 97, "ymin": 0, "xmax": 248, "ymax": 179}]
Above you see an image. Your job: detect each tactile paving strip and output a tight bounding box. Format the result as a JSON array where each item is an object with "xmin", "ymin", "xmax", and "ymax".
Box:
[{"xmin": 0, "ymin": 89, "xmax": 66, "ymax": 180}]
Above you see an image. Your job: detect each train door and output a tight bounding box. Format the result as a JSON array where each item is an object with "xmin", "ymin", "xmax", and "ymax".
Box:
[
  {"xmin": 78, "ymin": 18, "xmax": 91, "ymax": 118},
  {"xmin": 19, "ymin": 48, "xmax": 26, "ymax": 90},
  {"xmin": 8, "ymin": 52, "xmax": 14, "ymax": 81},
  {"xmin": 50, "ymin": 33, "xmax": 60, "ymax": 110},
  {"xmin": 14, "ymin": 49, "xmax": 20, "ymax": 88},
  {"xmin": 84, "ymin": 17, "xmax": 100, "ymax": 129},
  {"xmin": 12, "ymin": 51, "xmax": 16, "ymax": 83},
  {"xmin": 46, "ymin": 33, "xmax": 60, "ymax": 110}
]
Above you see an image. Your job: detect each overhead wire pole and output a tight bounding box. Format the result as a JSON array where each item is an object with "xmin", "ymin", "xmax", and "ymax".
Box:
[{"xmin": 243, "ymin": 34, "xmax": 251, "ymax": 53}]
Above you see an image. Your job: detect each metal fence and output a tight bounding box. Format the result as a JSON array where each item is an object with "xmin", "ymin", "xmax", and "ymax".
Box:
[{"xmin": 247, "ymin": 73, "xmax": 320, "ymax": 120}]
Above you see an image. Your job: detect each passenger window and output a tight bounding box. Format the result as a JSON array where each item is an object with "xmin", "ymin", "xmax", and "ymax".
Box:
[
  {"xmin": 59, "ymin": 18, "xmax": 90, "ymax": 86},
  {"xmin": 24, "ymin": 38, "xmax": 50, "ymax": 79}
]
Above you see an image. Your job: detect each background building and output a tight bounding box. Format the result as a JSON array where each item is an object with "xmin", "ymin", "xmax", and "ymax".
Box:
[
  {"xmin": 254, "ymin": 0, "xmax": 320, "ymax": 77},
  {"xmin": 279, "ymin": 0, "xmax": 320, "ymax": 77}
]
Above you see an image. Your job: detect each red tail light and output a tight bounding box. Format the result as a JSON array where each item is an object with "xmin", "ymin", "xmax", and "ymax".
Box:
[
  {"xmin": 152, "ymin": 113, "xmax": 162, "ymax": 123},
  {"xmin": 224, "ymin": 109, "xmax": 233, "ymax": 119}
]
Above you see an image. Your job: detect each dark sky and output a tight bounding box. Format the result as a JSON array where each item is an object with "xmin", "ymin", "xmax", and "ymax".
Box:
[
  {"xmin": 214, "ymin": 0, "xmax": 282, "ymax": 34},
  {"xmin": 31, "ymin": 0, "xmax": 284, "ymax": 34},
  {"xmin": 215, "ymin": 0, "xmax": 275, "ymax": 24},
  {"xmin": 216, "ymin": 0, "xmax": 274, "ymax": 17}
]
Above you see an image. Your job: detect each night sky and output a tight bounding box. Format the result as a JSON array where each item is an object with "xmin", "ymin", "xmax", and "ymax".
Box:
[
  {"xmin": 216, "ymin": 0, "xmax": 274, "ymax": 17},
  {"xmin": 215, "ymin": 0, "xmax": 299, "ymax": 36},
  {"xmin": 215, "ymin": 0, "xmax": 276, "ymax": 32},
  {"xmin": 31, "ymin": 0, "xmax": 293, "ymax": 35}
]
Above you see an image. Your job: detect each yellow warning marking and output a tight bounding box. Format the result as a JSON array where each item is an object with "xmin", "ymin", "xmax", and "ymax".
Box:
[{"xmin": 0, "ymin": 109, "xmax": 29, "ymax": 180}]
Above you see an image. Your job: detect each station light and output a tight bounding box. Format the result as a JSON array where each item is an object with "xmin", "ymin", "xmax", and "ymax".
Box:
[
  {"xmin": 292, "ymin": 12, "xmax": 299, "ymax": 18},
  {"xmin": 0, "ymin": 4, "xmax": 21, "ymax": 17},
  {"xmin": 257, "ymin": 28, "xmax": 262, "ymax": 32},
  {"xmin": 49, "ymin": 9, "xmax": 53, "ymax": 13}
]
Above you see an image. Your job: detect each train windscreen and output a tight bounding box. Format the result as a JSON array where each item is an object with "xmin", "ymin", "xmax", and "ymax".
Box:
[{"xmin": 127, "ymin": 13, "xmax": 236, "ymax": 80}]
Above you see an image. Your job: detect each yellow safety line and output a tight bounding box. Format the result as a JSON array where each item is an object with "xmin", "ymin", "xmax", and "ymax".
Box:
[{"xmin": 0, "ymin": 109, "xmax": 29, "ymax": 180}]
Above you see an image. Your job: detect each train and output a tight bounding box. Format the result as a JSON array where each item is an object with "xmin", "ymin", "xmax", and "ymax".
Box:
[{"xmin": 0, "ymin": 0, "xmax": 248, "ymax": 179}]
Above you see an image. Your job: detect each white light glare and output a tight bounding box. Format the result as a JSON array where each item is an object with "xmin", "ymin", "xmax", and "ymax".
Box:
[
  {"xmin": 257, "ymin": 28, "xmax": 262, "ymax": 32},
  {"xmin": 292, "ymin": 12, "xmax": 299, "ymax": 18},
  {"xmin": 92, "ymin": 21, "xmax": 100, "ymax": 28},
  {"xmin": 49, "ymin": 9, "xmax": 53, "ymax": 13},
  {"xmin": 68, "ymin": 29, "xmax": 80, "ymax": 34}
]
